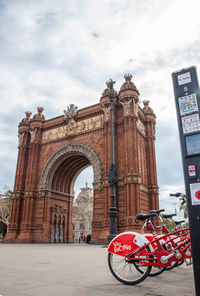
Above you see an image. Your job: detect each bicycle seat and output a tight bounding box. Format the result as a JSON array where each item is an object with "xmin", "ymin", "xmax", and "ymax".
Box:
[
  {"xmin": 174, "ymin": 220, "xmax": 185, "ymax": 225},
  {"xmin": 136, "ymin": 213, "xmax": 157, "ymax": 221},
  {"xmin": 162, "ymin": 213, "xmax": 176, "ymax": 219},
  {"xmin": 149, "ymin": 209, "xmax": 165, "ymax": 215}
]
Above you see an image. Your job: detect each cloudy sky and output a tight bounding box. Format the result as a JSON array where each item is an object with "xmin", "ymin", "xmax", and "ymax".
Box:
[{"xmin": 1, "ymin": 0, "xmax": 200, "ymax": 217}]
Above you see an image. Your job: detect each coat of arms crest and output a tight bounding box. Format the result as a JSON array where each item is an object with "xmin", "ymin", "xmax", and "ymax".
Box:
[{"xmin": 64, "ymin": 104, "xmax": 78, "ymax": 119}]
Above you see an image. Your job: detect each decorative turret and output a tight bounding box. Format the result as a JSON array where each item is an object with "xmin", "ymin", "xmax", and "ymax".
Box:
[
  {"xmin": 119, "ymin": 74, "xmax": 139, "ymax": 117},
  {"xmin": 100, "ymin": 80, "xmax": 117, "ymax": 122},
  {"xmin": 18, "ymin": 111, "xmax": 32, "ymax": 138},
  {"xmin": 119, "ymin": 74, "xmax": 139, "ymax": 98},
  {"xmin": 32, "ymin": 107, "xmax": 45, "ymax": 121},
  {"xmin": 20, "ymin": 111, "xmax": 32, "ymax": 125},
  {"xmin": 100, "ymin": 81, "xmax": 117, "ymax": 105},
  {"xmin": 142, "ymin": 100, "xmax": 156, "ymax": 139},
  {"xmin": 29, "ymin": 107, "xmax": 46, "ymax": 143},
  {"xmin": 142, "ymin": 100, "xmax": 154, "ymax": 115}
]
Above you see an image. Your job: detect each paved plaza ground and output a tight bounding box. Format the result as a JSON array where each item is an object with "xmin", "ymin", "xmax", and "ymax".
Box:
[{"xmin": 0, "ymin": 244, "xmax": 195, "ymax": 296}]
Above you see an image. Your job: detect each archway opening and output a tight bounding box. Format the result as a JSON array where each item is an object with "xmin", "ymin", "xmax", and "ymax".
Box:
[
  {"xmin": 72, "ymin": 166, "xmax": 94, "ymax": 243},
  {"xmin": 39, "ymin": 143, "xmax": 102, "ymax": 244},
  {"xmin": 51, "ymin": 154, "xmax": 92, "ymax": 196},
  {"xmin": 49, "ymin": 154, "xmax": 94, "ymax": 244}
]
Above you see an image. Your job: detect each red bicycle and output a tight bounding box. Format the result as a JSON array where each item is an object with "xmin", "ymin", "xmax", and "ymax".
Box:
[
  {"xmin": 107, "ymin": 212, "xmax": 191, "ymax": 285},
  {"xmin": 146, "ymin": 209, "xmax": 186, "ymax": 271}
]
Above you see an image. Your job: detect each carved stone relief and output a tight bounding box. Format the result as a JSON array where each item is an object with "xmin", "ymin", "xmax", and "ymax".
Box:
[
  {"xmin": 30, "ymin": 129, "xmax": 37, "ymax": 143},
  {"xmin": 64, "ymin": 104, "xmax": 78, "ymax": 119},
  {"xmin": 42, "ymin": 115, "xmax": 103, "ymax": 143},
  {"xmin": 18, "ymin": 132, "xmax": 25, "ymax": 146},
  {"xmin": 137, "ymin": 119, "xmax": 146, "ymax": 136},
  {"xmin": 133, "ymin": 101, "xmax": 139, "ymax": 116},
  {"xmin": 120, "ymin": 98, "xmax": 132, "ymax": 116},
  {"xmin": 101, "ymin": 106, "xmax": 110, "ymax": 122}
]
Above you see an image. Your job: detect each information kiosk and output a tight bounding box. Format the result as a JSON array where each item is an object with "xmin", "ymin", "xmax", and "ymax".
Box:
[{"xmin": 172, "ymin": 66, "xmax": 200, "ymax": 295}]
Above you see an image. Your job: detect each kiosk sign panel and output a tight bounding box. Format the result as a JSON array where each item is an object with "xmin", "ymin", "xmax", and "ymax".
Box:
[
  {"xmin": 190, "ymin": 183, "xmax": 200, "ymax": 205},
  {"xmin": 178, "ymin": 93, "xmax": 198, "ymax": 116},
  {"xmin": 172, "ymin": 66, "xmax": 200, "ymax": 295},
  {"xmin": 177, "ymin": 71, "xmax": 192, "ymax": 85},
  {"xmin": 181, "ymin": 113, "xmax": 200, "ymax": 134}
]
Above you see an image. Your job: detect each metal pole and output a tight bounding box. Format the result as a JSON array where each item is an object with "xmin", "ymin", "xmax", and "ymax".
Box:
[{"xmin": 107, "ymin": 79, "xmax": 118, "ymax": 244}]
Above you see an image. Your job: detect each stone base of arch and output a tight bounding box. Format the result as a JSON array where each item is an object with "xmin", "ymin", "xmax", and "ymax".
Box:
[
  {"xmin": 4, "ymin": 191, "xmax": 71, "ymax": 243},
  {"xmin": 4, "ymin": 189, "xmax": 110, "ymax": 244},
  {"xmin": 4, "ymin": 186, "xmax": 159, "ymax": 244}
]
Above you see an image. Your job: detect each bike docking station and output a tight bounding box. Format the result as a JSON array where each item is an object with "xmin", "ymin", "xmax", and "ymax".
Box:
[{"xmin": 172, "ymin": 66, "xmax": 200, "ymax": 296}]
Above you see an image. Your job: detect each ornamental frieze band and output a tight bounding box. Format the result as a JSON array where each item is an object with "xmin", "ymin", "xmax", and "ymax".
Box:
[{"xmin": 42, "ymin": 115, "xmax": 104, "ymax": 143}]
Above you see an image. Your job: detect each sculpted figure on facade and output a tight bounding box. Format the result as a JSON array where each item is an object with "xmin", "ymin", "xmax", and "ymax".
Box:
[
  {"xmin": 42, "ymin": 115, "xmax": 103, "ymax": 143},
  {"xmin": 133, "ymin": 100, "xmax": 139, "ymax": 116},
  {"xmin": 30, "ymin": 128, "xmax": 37, "ymax": 143},
  {"xmin": 18, "ymin": 132, "xmax": 25, "ymax": 146},
  {"xmin": 101, "ymin": 106, "xmax": 110, "ymax": 122},
  {"xmin": 55, "ymin": 127, "xmax": 66, "ymax": 139},
  {"xmin": 64, "ymin": 104, "xmax": 78, "ymax": 120},
  {"xmin": 90, "ymin": 118, "xmax": 96, "ymax": 129},
  {"xmin": 80, "ymin": 121, "xmax": 86, "ymax": 131},
  {"xmin": 67, "ymin": 118, "xmax": 78, "ymax": 134},
  {"xmin": 137, "ymin": 119, "xmax": 146, "ymax": 136},
  {"xmin": 120, "ymin": 97, "xmax": 132, "ymax": 116}
]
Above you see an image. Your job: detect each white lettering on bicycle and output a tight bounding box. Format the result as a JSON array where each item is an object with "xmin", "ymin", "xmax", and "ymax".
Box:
[{"xmin": 113, "ymin": 241, "xmax": 131, "ymax": 253}]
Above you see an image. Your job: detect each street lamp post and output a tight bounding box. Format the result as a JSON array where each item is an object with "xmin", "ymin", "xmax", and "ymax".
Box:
[{"xmin": 107, "ymin": 79, "xmax": 118, "ymax": 244}]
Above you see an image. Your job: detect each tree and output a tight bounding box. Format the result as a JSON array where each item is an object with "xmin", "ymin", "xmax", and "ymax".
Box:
[
  {"xmin": 169, "ymin": 192, "xmax": 188, "ymax": 228},
  {"xmin": 170, "ymin": 192, "xmax": 188, "ymax": 219},
  {"xmin": 0, "ymin": 187, "xmax": 13, "ymax": 226},
  {"xmin": 160, "ymin": 215, "xmax": 175, "ymax": 232},
  {"xmin": 179, "ymin": 197, "xmax": 188, "ymax": 219}
]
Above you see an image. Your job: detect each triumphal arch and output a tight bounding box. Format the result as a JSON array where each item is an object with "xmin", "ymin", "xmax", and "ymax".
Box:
[{"xmin": 5, "ymin": 74, "xmax": 159, "ymax": 243}]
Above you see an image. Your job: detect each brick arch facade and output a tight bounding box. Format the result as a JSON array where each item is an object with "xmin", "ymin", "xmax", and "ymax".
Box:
[
  {"xmin": 5, "ymin": 74, "xmax": 159, "ymax": 244},
  {"xmin": 39, "ymin": 143, "xmax": 103, "ymax": 191}
]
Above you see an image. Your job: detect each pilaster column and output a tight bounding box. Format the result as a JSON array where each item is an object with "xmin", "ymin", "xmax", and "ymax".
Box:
[{"xmin": 143, "ymin": 100, "xmax": 159, "ymax": 210}]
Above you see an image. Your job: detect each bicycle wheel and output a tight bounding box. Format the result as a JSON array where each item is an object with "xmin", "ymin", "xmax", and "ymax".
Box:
[
  {"xmin": 133, "ymin": 258, "xmax": 165, "ymax": 277},
  {"xmin": 108, "ymin": 246, "xmax": 151, "ymax": 285},
  {"xmin": 148, "ymin": 266, "xmax": 165, "ymax": 276},
  {"xmin": 165, "ymin": 260, "xmax": 184, "ymax": 271}
]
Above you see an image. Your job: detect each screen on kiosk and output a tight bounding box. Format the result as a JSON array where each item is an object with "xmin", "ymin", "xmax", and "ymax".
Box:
[{"xmin": 185, "ymin": 134, "xmax": 200, "ymax": 155}]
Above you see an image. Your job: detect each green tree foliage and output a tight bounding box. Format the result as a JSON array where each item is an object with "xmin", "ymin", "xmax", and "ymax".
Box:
[
  {"xmin": 160, "ymin": 215, "xmax": 175, "ymax": 232},
  {"xmin": 164, "ymin": 192, "xmax": 189, "ymax": 230},
  {"xmin": 0, "ymin": 187, "xmax": 13, "ymax": 226},
  {"xmin": 170, "ymin": 192, "xmax": 188, "ymax": 218},
  {"xmin": 179, "ymin": 198, "xmax": 189, "ymax": 228},
  {"xmin": 179, "ymin": 196, "xmax": 188, "ymax": 219},
  {"xmin": 162, "ymin": 192, "xmax": 189, "ymax": 231}
]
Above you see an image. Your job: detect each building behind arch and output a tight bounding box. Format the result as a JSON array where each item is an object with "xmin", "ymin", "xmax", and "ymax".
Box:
[{"xmin": 72, "ymin": 183, "xmax": 93, "ymax": 243}]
